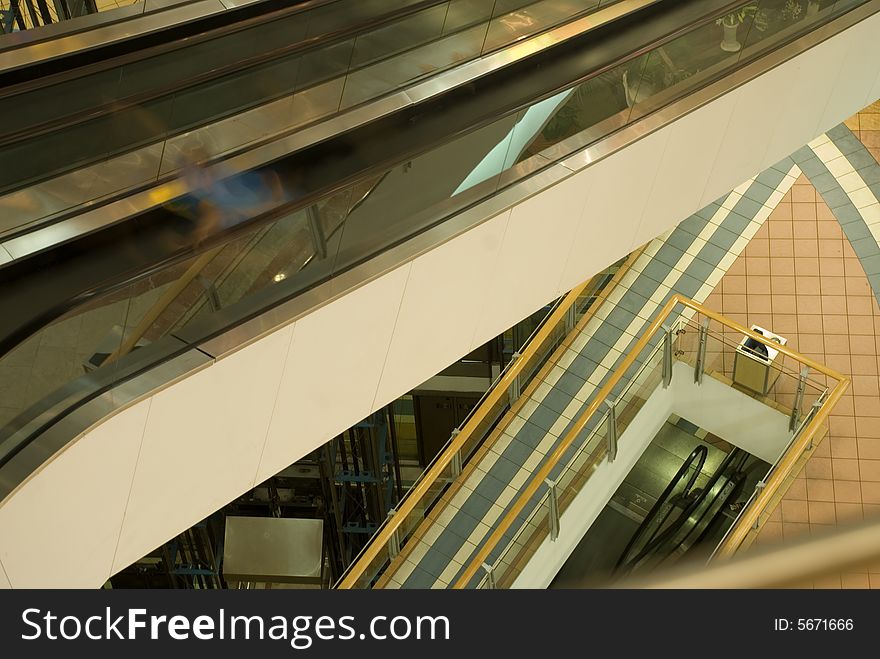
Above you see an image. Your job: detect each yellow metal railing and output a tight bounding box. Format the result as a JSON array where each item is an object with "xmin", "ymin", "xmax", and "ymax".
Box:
[
  {"xmin": 335, "ymin": 253, "xmax": 640, "ymax": 588},
  {"xmin": 452, "ymin": 295, "xmax": 849, "ymax": 588}
]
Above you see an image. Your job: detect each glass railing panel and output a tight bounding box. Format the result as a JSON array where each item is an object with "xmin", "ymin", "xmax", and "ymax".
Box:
[
  {"xmin": 0, "ymin": 251, "xmax": 208, "ymax": 443},
  {"xmin": 482, "ymin": 0, "xmax": 601, "ymax": 53},
  {"xmin": 490, "ymin": 489, "xmax": 548, "ymax": 586},
  {"xmin": 614, "ymin": 341, "xmax": 665, "ymax": 437},
  {"xmin": 0, "ymin": 0, "xmax": 625, "ymax": 208},
  {"xmin": 458, "ymin": 300, "xmax": 850, "ymax": 584},
  {"xmin": 738, "ymin": 0, "xmax": 834, "ymax": 57},
  {"xmin": 350, "ymin": 541, "xmax": 393, "ymax": 589},
  {"xmin": 349, "ymin": 3, "xmax": 450, "ymax": 70},
  {"xmin": 443, "ymin": 0, "xmax": 495, "ymax": 34},
  {"xmin": 676, "ymin": 316, "xmax": 829, "ymax": 421}
]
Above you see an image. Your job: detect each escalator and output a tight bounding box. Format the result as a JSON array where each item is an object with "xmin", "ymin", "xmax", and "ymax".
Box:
[
  {"xmin": 0, "ymin": 0, "xmax": 876, "ymax": 587},
  {"xmin": 616, "ymin": 446, "xmax": 748, "ymax": 576},
  {"xmin": 3, "ymin": 0, "xmax": 616, "ymax": 224}
]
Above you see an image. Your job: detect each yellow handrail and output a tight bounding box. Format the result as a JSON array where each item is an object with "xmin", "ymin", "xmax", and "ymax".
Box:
[
  {"xmin": 452, "ymin": 294, "xmax": 849, "ymax": 587},
  {"xmin": 336, "ymin": 257, "xmax": 637, "ymax": 588}
]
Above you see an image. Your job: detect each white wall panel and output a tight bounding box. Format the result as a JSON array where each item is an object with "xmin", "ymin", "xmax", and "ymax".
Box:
[
  {"xmin": 818, "ymin": 18, "xmax": 880, "ymax": 131},
  {"xmin": 256, "ymin": 265, "xmax": 411, "ymax": 483},
  {"xmin": 473, "ymin": 173, "xmax": 591, "ymax": 347},
  {"xmin": 374, "ymin": 219, "xmax": 506, "ymax": 408},
  {"xmin": 558, "ymin": 129, "xmax": 670, "ymax": 292},
  {"xmin": 3, "ymin": 13, "xmax": 880, "ymax": 586},
  {"xmin": 0, "ymin": 562, "xmax": 9, "ymax": 589},
  {"xmin": 0, "ymin": 400, "xmax": 150, "ymax": 588},
  {"xmin": 637, "ymin": 92, "xmax": 738, "ymax": 246},
  {"xmin": 112, "ymin": 327, "xmax": 292, "ymax": 573},
  {"xmin": 700, "ymin": 79, "xmax": 779, "ymax": 207},
  {"xmin": 761, "ymin": 31, "xmax": 851, "ymax": 169}
]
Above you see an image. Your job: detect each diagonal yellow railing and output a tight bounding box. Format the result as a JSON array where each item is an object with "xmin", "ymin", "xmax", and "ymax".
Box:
[
  {"xmin": 335, "ymin": 252, "xmax": 641, "ymax": 588},
  {"xmin": 452, "ymin": 294, "xmax": 850, "ymax": 588}
]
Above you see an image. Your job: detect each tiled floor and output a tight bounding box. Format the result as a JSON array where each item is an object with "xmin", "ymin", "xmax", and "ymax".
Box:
[
  {"xmin": 704, "ymin": 162, "xmax": 880, "ymax": 589},
  {"xmin": 844, "ymin": 100, "xmax": 880, "ymax": 164}
]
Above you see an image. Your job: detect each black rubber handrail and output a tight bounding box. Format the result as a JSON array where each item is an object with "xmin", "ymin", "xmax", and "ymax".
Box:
[
  {"xmin": 0, "ymin": 0, "xmax": 355, "ymax": 89},
  {"xmin": 619, "ymin": 448, "xmax": 745, "ymax": 574},
  {"xmin": 615, "ymin": 445, "xmax": 708, "ymax": 571},
  {"xmin": 0, "ymin": 0, "xmax": 448, "ymax": 148}
]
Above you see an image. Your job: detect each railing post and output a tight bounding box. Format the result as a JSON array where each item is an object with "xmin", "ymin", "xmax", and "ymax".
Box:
[
  {"xmin": 387, "ymin": 509, "xmax": 400, "ymax": 559},
  {"xmin": 508, "ymin": 352, "xmax": 522, "ymax": 403},
  {"xmin": 807, "ymin": 400, "xmax": 822, "ymax": 449},
  {"xmin": 481, "ymin": 562, "xmax": 496, "ymax": 589},
  {"xmin": 450, "ymin": 429, "xmax": 462, "ymax": 478},
  {"xmin": 605, "ymin": 400, "xmax": 618, "ymax": 463},
  {"xmin": 789, "ymin": 367, "xmax": 809, "ymax": 432},
  {"xmin": 752, "ymin": 481, "xmax": 766, "ymax": 529},
  {"xmin": 307, "ymin": 205, "xmax": 327, "ymax": 259},
  {"xmin": 694, "ymin": 318, "xmax": 709, "ymax": 384},
  {"xmin": 564, "ymin": 303, "xmax": 576, "ymax": 334},
  {"xmin": 662, "ymin": 324, "xmax": 673, "ymax": 388},
  {"xmin": 546, "ymin": 479, "xmax": 560, "ymax": 542}
]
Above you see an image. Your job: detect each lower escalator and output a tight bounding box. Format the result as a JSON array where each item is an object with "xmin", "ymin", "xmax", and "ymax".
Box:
[{"xmin": 615, "ymin": 447, "xmax": 748, "ymax": 577}]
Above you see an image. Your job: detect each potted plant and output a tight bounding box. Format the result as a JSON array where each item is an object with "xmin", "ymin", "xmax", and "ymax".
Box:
[
  {"xmin": 781, "ymin": 0, "xmax": 806, "ymax": 20},
  {"xmin": 716, "ymin": 5, "xmax": 765, "ymax": 52},
  {"xmin": 622, "ymin": 55, "xmax": 671, "ymax": 107}
]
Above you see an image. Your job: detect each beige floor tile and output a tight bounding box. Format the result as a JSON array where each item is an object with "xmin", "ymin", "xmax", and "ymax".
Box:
[
  {"xmin": 841, "ymin": 573, "xmax": 870, "ymax": 589},
  {"xmin": 833, "ymin": 479, "xmax": 862, "ymax": 503},
  {"xmin": 781, "ymin": 499, "xmax": 809, "ymax": 523},
  {"xmin": 805, "ymin": 478, "xmax": 834, "ymax": 501}
]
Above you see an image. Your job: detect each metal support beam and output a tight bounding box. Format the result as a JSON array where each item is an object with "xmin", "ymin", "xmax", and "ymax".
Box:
[
  {"xmin": 546, "ymin": 479, "xmax": 560, "ymax": 542},
  {"xmin": 605, "ymin": 400, "xmax": 618, "ymax": 463},
  {"xmin": 695, "ymin": 318, "xmax": 709, "ymax": 384},
  {"xmin": 662, "ymin": 324, "xmax": 673, "ymax": 388},
  {"xmin": 790, "ymin": 367, "xmax": 809, "ymax": 432}
]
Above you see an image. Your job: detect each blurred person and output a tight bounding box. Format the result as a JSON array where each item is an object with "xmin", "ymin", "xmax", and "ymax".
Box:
[{"xmin": 165, "ymin": 145, "xmax": 286, "ymax": 248}]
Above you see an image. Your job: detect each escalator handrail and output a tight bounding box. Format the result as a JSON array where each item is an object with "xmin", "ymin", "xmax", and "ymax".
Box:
[
  {"xmin": 0, "ymin": 0, "xmax": 758, "ymax": 338},
  {"xmin": 615, "ymin": 445, "xmax": 708, "ymax": 571},
  {"xmin": 0, "ymin": 0, "xmax": 702, "ymax": 354},
  {"xmin": 620, "ymin": 448, "xmax": 744, "ymax": 573},
  {"xmin": 0, "ymin": 0, "xmax": 451, "ymax": 148},
  {"xmin": 0, "ymin": 0, "xmax": 356, "ymax": 89},
  {"xmin": 685, "ymin": 464, "xmax": 748, "ymax": 551}
]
